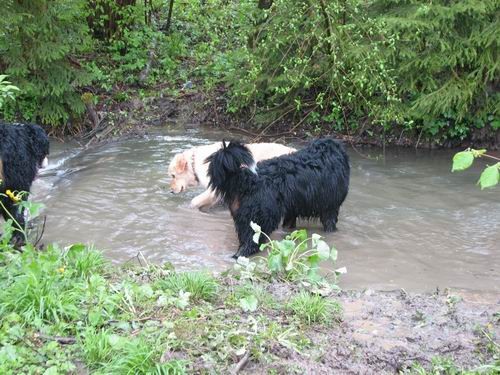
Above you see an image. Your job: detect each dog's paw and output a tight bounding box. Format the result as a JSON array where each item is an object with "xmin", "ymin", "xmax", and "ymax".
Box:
[{"xmin": 189, "ymin": 198, "xmax": 202, "ymax": 209}]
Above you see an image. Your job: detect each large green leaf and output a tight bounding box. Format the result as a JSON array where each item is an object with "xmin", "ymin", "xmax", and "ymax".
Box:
[
  {"xmin": 316, "ymin": 240, "xmax": 330, "ymax": 260},
  {"xmin": 268, "ymin": 253, "xmax": 283, "ymax": 273},
  {"xmin": 330, "ymin": 246, "xmax": 338, "ymax": 262},
  {"xmin": 478, "ymin": 163, "xmax": 500, "ymax": 190},
  {"xmin": 277, "ymin": 240, "xmax": 295, "ymax": 259},
  {"xmin": 452, "ymin": 151, "xmax": 474, "ymax": 172},
  {"xmin": 240, "ymin": 295, "xmax": 258, "ymax": 312}
]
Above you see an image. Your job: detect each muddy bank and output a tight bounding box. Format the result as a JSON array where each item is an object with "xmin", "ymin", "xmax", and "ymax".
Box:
[
  {"xmin": 241, "ymin": 286, "xmax": 499, "ymax": 374},
  {"xmin": 61, "ymin": 88, "xmax": 499, "ymax": 150}
]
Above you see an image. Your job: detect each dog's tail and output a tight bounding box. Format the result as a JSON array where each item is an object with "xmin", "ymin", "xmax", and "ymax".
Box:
[{"xmin": 205, "ymin": 140, "xmax": 256, "ymax": 201}]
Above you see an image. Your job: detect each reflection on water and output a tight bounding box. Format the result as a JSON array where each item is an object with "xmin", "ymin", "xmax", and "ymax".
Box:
[{"xmin": 31, "ymin": 130, "xmax": 499, "ymax": 293}]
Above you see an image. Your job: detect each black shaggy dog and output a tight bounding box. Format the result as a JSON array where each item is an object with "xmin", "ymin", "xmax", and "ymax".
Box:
[
  {"xmin": 0, "ymin": 122, "xmax": 49, "ymax": 245},
  {"xmin": 206, "ymin": 138, "xmax": 350, "ymax": 258}
]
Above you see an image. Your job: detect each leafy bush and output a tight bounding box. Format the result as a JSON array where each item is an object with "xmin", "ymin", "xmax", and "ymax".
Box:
[{"xmin": 219, "ymin": 0, "xmax": 400, "ymax": 130}]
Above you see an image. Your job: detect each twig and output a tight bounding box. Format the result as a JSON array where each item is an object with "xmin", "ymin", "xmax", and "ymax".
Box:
[
  {"xmin": 33, "ymin": 215, "xmax": 46, "ymax": 248},
  {"xmin": 35, "ymin": 334, "xmax": 76, "ymax": 345},
  {"xmin": 483, "ymin": 153, "xmax": 500, "ymax": 162},
  {"xmin": 415, "ymin": 127, "xmax": 424, "ymax": 150},
  {"xmin": 231, "ymin": 350, "xmax": 250, "ymax": 374}
]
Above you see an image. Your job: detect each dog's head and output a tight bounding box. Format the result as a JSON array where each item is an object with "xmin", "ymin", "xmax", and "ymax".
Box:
[
  {"xmin": 205, "ymin": 140, "xmax": 256, "ymax": 197},
  {"xmin": 26, "ymin": 124, "xmax": 49, "ymax": 169},
  {"xmin": 168, "ymin": 151, "xmax": 199, "ymax": 193}
]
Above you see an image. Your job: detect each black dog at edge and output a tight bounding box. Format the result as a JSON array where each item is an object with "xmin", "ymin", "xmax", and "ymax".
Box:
[
  {"xmin": 0, "ymin": 122, "xmax": 50, "ymax": 245},
  {"xmin": 206, "ymin": 138, "xmax": 350, "ymax": 258}
]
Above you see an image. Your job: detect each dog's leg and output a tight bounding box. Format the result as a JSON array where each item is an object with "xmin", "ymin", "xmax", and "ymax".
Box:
[
  {"xmin": 282, "ymin": 213, "xmax": 296, "ymax": 229},
  {"xmin": 190, "ymin": 189, "xmax": 217, "ymax": 210},
  {"xmin": 232, "ymin": 200, "xmax": 282, "ymax": 258},
  {"xmin": 321, "ymin": 209, "xmax": 339, "ymax": 232}
]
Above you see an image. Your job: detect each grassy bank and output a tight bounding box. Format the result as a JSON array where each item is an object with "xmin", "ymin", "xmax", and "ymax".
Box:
[{"xmin": 0, "ymin": 231, "xmax": 498, "ymax": 374}]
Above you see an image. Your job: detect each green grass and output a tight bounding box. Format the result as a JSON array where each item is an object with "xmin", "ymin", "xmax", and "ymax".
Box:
[
  {"xmin": 156, "ymin": 271, "xmax": 219, "ymax": 302},
  {"xmin": 288, "ymin": 291, "xmax": 342, "ymax": 325}
]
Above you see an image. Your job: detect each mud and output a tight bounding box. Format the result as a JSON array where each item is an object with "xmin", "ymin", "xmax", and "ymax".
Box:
[{"xmin": 244, "ymin": 288, "xmax": 499, "ymax": 374}]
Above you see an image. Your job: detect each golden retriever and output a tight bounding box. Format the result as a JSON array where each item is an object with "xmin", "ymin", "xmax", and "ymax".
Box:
[{"xmin": 168, "ymin": 142, "xmax": 296, "ymax": 209}]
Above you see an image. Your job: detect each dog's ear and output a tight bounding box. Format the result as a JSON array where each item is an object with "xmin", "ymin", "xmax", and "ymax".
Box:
[{"xmin": 175, "ymin": 155, "xmax": 188, "ymax": 173}]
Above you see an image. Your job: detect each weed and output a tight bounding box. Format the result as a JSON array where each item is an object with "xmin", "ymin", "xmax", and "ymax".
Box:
[
  {"xmin": 288, "ymin": 291, "xmax": 342, "ymax": 325},
  {"xmin": 156, "ymin": 272, "xmax": 218, "ymax": 302},
  {"xmin": 80, "ymin": 327, "xmax": 114, "ymax": 367},
  {"xmin": 233, "ymin": 283, "xmax": 277, "ymax": 311},
  {"xmin": 251, "ymin": 224, "xmax": 341, "ymax": 286}
]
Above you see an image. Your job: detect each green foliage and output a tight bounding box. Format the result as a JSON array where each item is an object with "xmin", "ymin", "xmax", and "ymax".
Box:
[
  {"xmin": 239, "ymin": 294, "xmax": 259, "ymax": 312},
  {"xmin": 156, "ymin": 271, "xmax": 219, "ymax": 302},
  {"xmin": 0, "ymin": 75, "xmax": 19, "ymax": 109},
  {"xmin": 452, "ymin": 148, "xmax": 500, "ymax": 189},
  {"xmin": 0, "ymin": 244, "xmax": 106, "ymax": 327},
  {"xmin": 251, "ymin": 223, "xmax": 340, "ymax": 285},
  {"xmin": 0, "ymin": 0, "xmax": 92, "ymax": 125},
  {"xmin": 1, "ymin": 0, "xmax": 497, "ymax": 143},
  {"xmin": 373, "ymin": 0, "xmax": 499, "ymax": 142},
  {"xmin": 218, "ymin": 0, "xmax": 401, "ymax": 129},
  {"xmin": 288, "ymin": 291, "xmax": 342, "ymax": 325}
]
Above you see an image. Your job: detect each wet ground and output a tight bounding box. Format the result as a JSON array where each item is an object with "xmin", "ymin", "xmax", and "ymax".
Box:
[
  {"xmin": 242, "ymin": 286, "xmax": 499, "ymax": 374},
  {"xmin": 32, "ymin": 129, "xmax": 499, "ymax": 294}
]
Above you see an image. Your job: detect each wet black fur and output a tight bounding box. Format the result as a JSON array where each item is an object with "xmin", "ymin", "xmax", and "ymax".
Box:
[
  {"xmin": 206, "ymin": 138, "xmax": 350, "ymax": 258},
  {"xmin": 0, "ymin": 122, "xmax": 49, "ymax": 244}
]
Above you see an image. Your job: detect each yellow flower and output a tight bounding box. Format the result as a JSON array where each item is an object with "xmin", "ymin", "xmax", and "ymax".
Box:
[
  {"xmin": 57, "ymin": 267, "xmax": 65, "ymax": 273},
  {"xmin": 5, "ymin": 189, "xmax": 21, "ymax": 203}
]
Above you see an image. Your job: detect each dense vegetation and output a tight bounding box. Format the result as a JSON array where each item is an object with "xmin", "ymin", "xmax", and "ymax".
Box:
[{"xmin": 1, "ymin": 0, "xmax": 498, "ymax": 144}]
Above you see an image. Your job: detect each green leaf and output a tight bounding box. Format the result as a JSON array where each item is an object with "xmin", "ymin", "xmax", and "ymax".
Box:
[
  {"xmin": 316, "ymin": 240, "xmax": 330, "ymax": 260},
  {"xmin": 240, "ymin": 295, "xmax": 258, "ymax": 312},
  {"xmin": 307, "ymin": 254, "xmax": 320, "ymax": 268},
  {"xmin": 66, "ymin": 243, "xmax": 86, "ymax": 257},
  {"xmin": 289, "ymin": 229, "xmax": 307, "ymax": 243},
  {"xmin": 268, "ymin": 253, "xmax": 283, "ymax": 273},
  {"xmin": 19, "ymin": 201, "xmax": 45, "ymax": 218},
  {"xmin": 251, "ymin": 221, "xmax": 262, "ymax": 244},
  {"xmin": 88, "ymin": 309, "xmax": 102, "ymax": 326},
  {"xmin": 330, "ymin": 246, "xmax": 338, "ymax": 262},
  {"xmin": 478, "ymin": 163, "xmax": 500, "ymax": 190},
  {"xmin": 306, "ymin": 269, "xmax": 322, "ymax": 283},
  {"xmin": 250, "ymin": 221, "xmax": 261, "ymax": 233},
  {"xmin": 277, "ymin": 240, "xmax": 295, "ymax": 258},
  {"xmin": 452, "ymin": 151, "xmax": 474, "ymax": 172},
  {"xmin": 252, "ymin": 231, "xmax": 261, "ymax": 244}
]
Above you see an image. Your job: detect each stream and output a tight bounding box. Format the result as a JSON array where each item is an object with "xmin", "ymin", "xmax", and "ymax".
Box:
[{"xmin": 31, "ymin": 129, "xmax": 499, "ymax": 293}]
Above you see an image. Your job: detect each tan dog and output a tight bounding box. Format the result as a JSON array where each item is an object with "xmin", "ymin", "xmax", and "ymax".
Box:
[{"xmin": 169, "ymin": 142, "xmax": 296, "ymax": 209}]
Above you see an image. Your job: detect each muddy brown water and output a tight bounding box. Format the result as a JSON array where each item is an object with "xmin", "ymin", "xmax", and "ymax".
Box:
[{"xmin": 31, "ymin": 129, "xmax": 499, "ymax": 293}]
